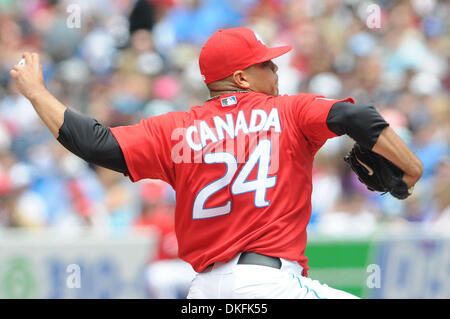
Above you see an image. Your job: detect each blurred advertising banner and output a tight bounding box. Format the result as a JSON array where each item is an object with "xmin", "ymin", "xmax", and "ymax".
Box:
[
  {"xmin": 306, "ymin": 237, "xmax": 371, "ymax": 297},
  {"xmin": 372, "ymin": 235, "xmax": 450, "ymax": 299},
  {"xmin": 0, "ymin": 228, "xmax": 156, "ymax": 299},
  {"xmin": 2, "ymin": 227, "xmax": 450, "ymax": 299},
  {"xmin": 306, "ymin": 230, "xmax": 450, "ymax": 299}
]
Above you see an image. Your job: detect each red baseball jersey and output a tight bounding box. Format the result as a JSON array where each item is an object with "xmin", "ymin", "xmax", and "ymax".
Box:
[{"xmin": 110, "ymin": 92, "xmax": 354, "ymax": 274}]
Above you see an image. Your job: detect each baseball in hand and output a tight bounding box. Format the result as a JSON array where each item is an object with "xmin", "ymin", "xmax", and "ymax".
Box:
[{"xmin": 10, "ymin": 52, "xmax": 47, "ymax": 101}]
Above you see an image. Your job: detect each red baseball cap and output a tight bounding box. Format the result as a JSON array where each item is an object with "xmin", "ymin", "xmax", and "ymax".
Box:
[{"xmin": 199, "ymin": 27, "xmax": 292, "ymax": 84}]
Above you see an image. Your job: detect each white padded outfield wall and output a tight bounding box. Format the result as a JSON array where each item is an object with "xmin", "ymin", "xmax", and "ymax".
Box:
[
  {"xmin": 0, "ymin": 228, "xmax": 156, "ymax": 298},
  {"xmin": 1, "ymin": 227, "xmax": 450, "ymax": 299}
]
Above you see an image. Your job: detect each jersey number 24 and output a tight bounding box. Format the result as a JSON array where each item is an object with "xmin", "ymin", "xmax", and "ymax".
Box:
[{"xmin": 193, "ymin": 139, "xmax": 276, "ymax": 219}]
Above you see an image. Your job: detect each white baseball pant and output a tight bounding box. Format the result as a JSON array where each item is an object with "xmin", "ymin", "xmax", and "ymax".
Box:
[{"xmin": 187, "ymin": 253, "xmax": 359, "ymax": 299}]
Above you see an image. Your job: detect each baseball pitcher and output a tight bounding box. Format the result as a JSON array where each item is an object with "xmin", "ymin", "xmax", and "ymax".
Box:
[{"xmin": 10, "ymin": 27, "xmax": 423, "ymax": 298}]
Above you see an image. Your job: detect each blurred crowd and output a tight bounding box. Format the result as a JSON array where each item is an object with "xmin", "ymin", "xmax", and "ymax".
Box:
[{"xmin": 0, "ymin": 0, "xmax": 449, "ymax": 247}]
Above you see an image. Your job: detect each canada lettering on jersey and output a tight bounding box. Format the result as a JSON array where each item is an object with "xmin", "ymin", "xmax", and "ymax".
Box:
[{"xmin": 185, "ymin": 108, "xmax": 281, "ymax": 151}]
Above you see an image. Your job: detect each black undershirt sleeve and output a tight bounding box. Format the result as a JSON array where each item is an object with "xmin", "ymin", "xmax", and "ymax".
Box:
[
  {"xmin": 326, "ymin": 101, "xmax": 389, "ymax": 150},
  {"xmin": 56, "ymin": 103, "xmax": 386, "ymax": 175},
  {"xmin": 56, "ymin": 108, "xmax": 129, "ymax": 175}
]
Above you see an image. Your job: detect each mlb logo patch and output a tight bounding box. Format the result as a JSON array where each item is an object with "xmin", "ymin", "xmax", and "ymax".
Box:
[{"xmin": 221, "ymin": 96, "xmax": 237, "ymax": 107}]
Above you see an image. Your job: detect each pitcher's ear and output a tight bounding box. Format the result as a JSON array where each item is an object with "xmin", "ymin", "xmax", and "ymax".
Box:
[{"xmin": 232, "ymin": 70, "xmax": 250, "ymax": 90}]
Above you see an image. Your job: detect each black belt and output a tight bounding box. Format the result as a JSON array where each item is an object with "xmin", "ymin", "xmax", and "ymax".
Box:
[
  {"xmin": 203, "ymin": 252, "xmax": 281, "ymax": 272},
  {"xmin": 238, "ymin": 252, "xmax": 282, "ymax": 268}
]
